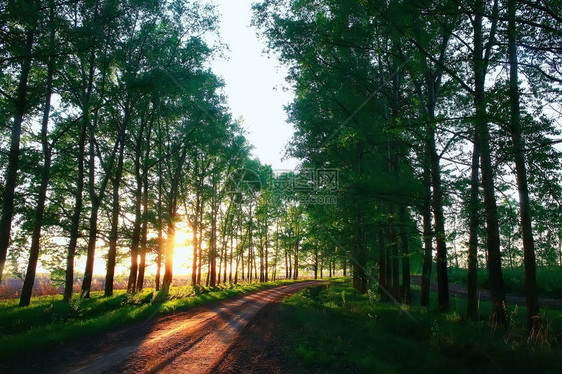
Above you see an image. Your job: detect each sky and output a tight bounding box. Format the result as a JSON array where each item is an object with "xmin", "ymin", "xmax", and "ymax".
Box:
[{"xmin": 210, "ymin": 0, "xmax": 299, "ymax": 171}]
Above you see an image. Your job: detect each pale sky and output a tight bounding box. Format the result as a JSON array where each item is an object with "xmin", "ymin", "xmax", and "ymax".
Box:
[{"xmin": 210, "ymin": 0, "xmax": 299, "ymax": 171}]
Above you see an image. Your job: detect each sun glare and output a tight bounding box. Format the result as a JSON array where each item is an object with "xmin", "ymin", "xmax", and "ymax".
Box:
[
  {"xmin": 175, "ymin": 229, "xmax": 190, "ymax": 246},
  {"xmin": 172, "ymin": 228, "xmax": 193, "ymax": 276}
]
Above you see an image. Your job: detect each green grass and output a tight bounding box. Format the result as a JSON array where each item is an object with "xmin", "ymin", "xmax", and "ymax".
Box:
[
  {"xmin": 445, "ymin": 266, "xmax": 562, "ymax": 298},
  {"xmin": 0, "ymin": 280, "xmax": 300, "ymax": 360},
  {"xmin": 278, "ymin": 278, "xmax": 562, "ymax": 373}
]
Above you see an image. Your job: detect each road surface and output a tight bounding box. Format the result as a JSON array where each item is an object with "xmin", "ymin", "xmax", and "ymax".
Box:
[{"xmin": 55, "ymin": 281, "xmax": 321, "ymax": 373}]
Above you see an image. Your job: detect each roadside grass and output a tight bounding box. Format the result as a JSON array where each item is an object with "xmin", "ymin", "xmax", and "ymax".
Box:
[
  {"xmin": 279, "ymin": 278, "xmax": 562, "ymax": 373},
  {"xmin": 0, "ymin": 279, "xmax": 301, "ymax": 360},
  {"xmin": 440, "ymin": 266, "xmax": 562, "ymax": 298}
]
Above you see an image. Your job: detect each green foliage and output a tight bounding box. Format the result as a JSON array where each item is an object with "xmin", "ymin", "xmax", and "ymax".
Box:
[
  {"xmin": 279, "ymin": 279, "xmax": 562, "ymax": 373},
  {"xmin": 254, "ymin": 0, "xmax": 562, "ymax": 308}
]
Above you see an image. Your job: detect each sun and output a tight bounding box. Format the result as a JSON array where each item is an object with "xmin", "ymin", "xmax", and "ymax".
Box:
[
  {"xmin": 172, "ymin": 228, "xmax": 193, "ymax": 276},
  {"xmin": 175, "ymin": 229, "xmax": 190, "ymax": 246}
]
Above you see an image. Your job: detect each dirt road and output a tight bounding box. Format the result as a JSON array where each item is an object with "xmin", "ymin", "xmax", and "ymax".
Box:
[
  {"xmin": 55, "ymin": 281, "xmax": 320, "ymax": 374},
  {"xmin": 412, "ymin": 275, "xmax": 562, "ymax": 309},
  {"xmin": 1, "ymin": 281, "xmax": 321, "ymax": 374}
]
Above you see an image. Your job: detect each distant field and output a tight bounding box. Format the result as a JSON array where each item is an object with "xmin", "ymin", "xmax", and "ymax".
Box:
[
  {"xmin": 0, "ymin": 274, "xmax": 193, "ymax": 299},
  {"xmin": 443, "ymin": 266, "xmax": 562, "ymax": 298}
]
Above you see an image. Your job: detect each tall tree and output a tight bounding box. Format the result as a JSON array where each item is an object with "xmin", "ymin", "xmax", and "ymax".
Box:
[
  {"xmin": 507, "ymin": 0, "xmax": 539, "ymax": 332},
  {"xmin": 472, "ymin": 0, "xmax": 507, "ymax": 325},
  {"xmin": 0, "ymin": 0, "xmax": 37, "ymax": 282},
  {"xmin": 20, "ymin": 0, "xmax": 57, "ymax": 306}
]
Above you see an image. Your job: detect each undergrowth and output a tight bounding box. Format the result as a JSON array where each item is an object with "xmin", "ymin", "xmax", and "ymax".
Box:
[{"xmin": 279, "ymin": 278, "xmax": 562, "ymax": 373}]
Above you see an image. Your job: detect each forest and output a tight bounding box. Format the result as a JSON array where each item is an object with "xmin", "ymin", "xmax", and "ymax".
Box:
[{"xmin": 1, "ymin": 0, "xmax": 562, "ymax": 372}]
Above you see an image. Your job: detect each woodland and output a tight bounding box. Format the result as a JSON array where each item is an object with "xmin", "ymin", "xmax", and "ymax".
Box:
[{"xmin": 1, "ymin": 0, "xmax": 562, "ymax": 366}]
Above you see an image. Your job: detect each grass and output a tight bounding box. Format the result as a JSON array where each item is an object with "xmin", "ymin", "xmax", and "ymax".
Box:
[
  {"xmin": 0, "ymin": 279, "xmax": 300, "ymax": 360},
  {"xmin": 445, "ymin": 266, "xmax": 562, "ymax": 298},
  {"xmin": 278, "ymin": 278, "xmax": 562, "ymax": 373}
]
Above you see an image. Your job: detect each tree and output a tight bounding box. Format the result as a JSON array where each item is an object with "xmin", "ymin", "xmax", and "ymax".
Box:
[
  {"xmin": 0, "ymin": 0, "xmax": 37, "ymax": 282},
  {"xmin": 20, "ymin": 0, "xmax": 57, "ymax": 306},
  {"xmin": 472, "ymin": 0, "xmax": 507, "ymax": 326}
]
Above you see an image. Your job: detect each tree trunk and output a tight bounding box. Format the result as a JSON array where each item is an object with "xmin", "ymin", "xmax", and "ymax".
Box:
[
  {"xmin": 399, "ymin": 207, "xmax": 411, "ymax": 304},
  {"xmin": 224, "ymin": 213, "xmax": 233, "ymax": 283},
  {"xmin": 81, "ymin": 199, "xmax": 99, "ymax": 298},
  {"xmin": 264, "ymin": 227, "xmax": 269, "ymax": 282},
  {"xmin": 19, "ymin": 11, "xmax": 54, "ymax": 306},
  {"xmin": 259, "ymin": 223, "xmax": 264, "ymax": 282},
  {"xmin": 293, "ymin": 240, "xmax": 299, "ymax": 280},
  {"xmin": 240, "ymin": 245, "xmax": 244, "ymax": 282},
  {"xmin": 64, "ymin": 116, "xmax": 87, "ymax": 301},
  {"xmin": 229, "ymin": 229, "xmax": 234, "ymax": 283},
  {"xmin": 474, "ymin": 1, "xmax": 507, "ymax": 325},
  {"xmin": 197, "ymin": 205, "xmax": 204, "ymax": 285},
  {"xmin": 155, "ymin": 154, "xmax": 164, "ymax": 292},
  {"xmin": 135, "ymin": 110, "xmax": 153, "ymax": 292},
  {"xmin": 210, "ymin": 185, "xmax": 217, "ymax": 287},
  {"xmin": 81, "ymin": 47, "xmax": 115, "ymax": 298},
  {"xmin": 136, "ymin": 163, "xmax": 150, "ymax": 291},
  {"xmin": 353, "ymin": 210, "xmax": 367, "ymax": 292},
  {"xmin": 385, "ymin": 229, "xmax": 392, "ymax": 298},
  {"xmin": 508, "ymin": 0, "xmax": 539, "ymax": 332},
  {"xmin": 285, "ymin": 248, "xmax": 289, "ymax": 279},
  {"xmin": 467, "ymin": 132, "xmax": 481, "ymax": 321},
  {"xmin": 126, "ymin": 151, "xmax": 141, "ymax": 294},
  {"xmin": 162, "ymin": 218, "xmax": 176, "ymax": 290},
  {"xmin": 248, "ymin": 208, "xmax": 253, "ymax": 281},
  {"xmin": 314, "ymin": 247, "xmax": 319, "ymax": 280},
  {"xmin": 191, "ymin": 197, "xmax": 199, "ymax": 285},
  {"xmin": 155, "ymin": 226, "xmax": 162, "ymax": 292},
  {"xmin": 428, "ymin": 124, "xmax": 449, "ymax": 311},
  {"xmin": 558, "ymin": 227, "xmax": 562, "ymax": 267},
  {"xmin": 378, "ymin": 228, "xmax": 387, "ymax": 301},
  {"xmin": 234, "ymin": 251, "xmax": 239, "ymax": 284},
  {"xmin": 390, "ymin": 225, "xmax": 400, "ymax": 301},
  {"xmin": 288, "ymin": 252, "xmax": 292, "ymax": 280},
  {"xmin": 81, "ymin": 119, "xmax": 118, "ymax": 298},
  {"xmin": 223, "ymin": 237, "xmax": 228, "ymax": 284},
  {"xmin": 420, "ymin": 157, "xmax": 433, "ymax": 307},
  {"xmin": 162, "ymin": 171, "xmax": 181, "ymax": 291},
  {"xmin": 107, "ymin": 106, "xmax": 128, "ymax": 296}
]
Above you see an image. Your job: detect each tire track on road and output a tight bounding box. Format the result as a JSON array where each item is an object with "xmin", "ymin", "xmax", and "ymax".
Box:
[{"xmin": 67, "ymin": 281, "xmax": 323, "ymax": 374}]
